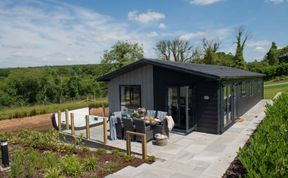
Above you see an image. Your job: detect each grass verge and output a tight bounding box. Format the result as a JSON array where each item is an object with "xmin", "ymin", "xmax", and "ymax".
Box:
[{"xmin": 0, "ymin": 98, "xmax": 108, "ymax": 120}]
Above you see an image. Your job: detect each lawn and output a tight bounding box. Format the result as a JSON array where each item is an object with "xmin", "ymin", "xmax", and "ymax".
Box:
[
  {"xmin": 0, "ymin": 98, "xmax": 108, "ymax": 120},
  {"xmin": 264, "ymin": 80, "xmax": 288, "ymax": 99},
  {"xmin": 0, "ymin": 130, "xmax": 155, "ymax": 178}
]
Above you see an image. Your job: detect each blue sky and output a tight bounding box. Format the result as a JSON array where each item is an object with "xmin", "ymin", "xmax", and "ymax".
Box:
[{"xmin": 0, "ymin": 0, "xmax": 287, "ymax": 67}]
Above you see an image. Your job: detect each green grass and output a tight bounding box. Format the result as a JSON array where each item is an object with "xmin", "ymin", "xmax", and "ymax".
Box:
[
  {"xmin": 264, "ymin": 81, "xmax": 288, "ymax": 99},
  {"xmin": 0, "ymin": 98, "xmax": 107, "ymax": 120}
]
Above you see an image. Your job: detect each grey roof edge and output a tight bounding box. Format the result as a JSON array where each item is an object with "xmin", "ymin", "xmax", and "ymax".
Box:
[
  {"xmin": 96, "ymin": 58, "xmax": 220, "ymax": 81},
  {"xmin": 96, "ymin": 58, "xmax": 265, "ymax": 81}
]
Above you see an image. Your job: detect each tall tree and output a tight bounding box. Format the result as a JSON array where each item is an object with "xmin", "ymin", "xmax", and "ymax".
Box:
[
  {"xmin": 266, "ymin": 42, "xmax": 278, "ymax": 65},
  {"xmin": 202, "ymin": 38, "xmax": 220, "ymax": 64},
  {"xmin": 234, "ymin": 26, "xmax": 248, "ymax": 69},
  {"xmin": 155, "ymin": 39, "xmax": 193, "ymax": 63},
  {"xmin": 191, "ymin": 47, "xmax": 202, "ymax": 64},
  {"xmin": 101, "ymin": 41, "xmax": 144, "ymax": 70}
]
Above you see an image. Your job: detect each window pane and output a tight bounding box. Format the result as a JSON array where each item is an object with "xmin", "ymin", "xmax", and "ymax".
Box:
[{"xmin": 120, "ymin": 86, "xmax": 141, "ymax": 110}]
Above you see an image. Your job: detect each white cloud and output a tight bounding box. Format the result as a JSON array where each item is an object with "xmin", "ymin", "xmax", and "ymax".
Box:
[
  {"xmin": 158, "ymin": 23, "xmax": 166, "ymax": 29},
  {"xmin": 0, "ymin": 0, "xmax": 157, "ymax": 67},
  {"xmin": 190, "ymin": 0, "xmax": 223, "ymax": 6},
  {"xmin": 179, "ymin": 28, "xmax": 230, "ymax": 41},
  {"xmin": 147, "ymin": 32, "xmax": 159, "ymax": 37},
  {"xmin": 255, "ymin": 46, "xmax": 266, "ymax": 52},
  {"xmin": 128, "ymin": 10, "xmax": 165, "ymax": 24},
  {"xmin": 265, "ymin": 0, "xmax": 287, "ymax": 4},
  {"xmin": 247, "ymin": 40, "xmax": 271, "ymax": 47},
  {"xmin": 179, "ymin": 32, "xmax": 206, "ymax": 41}
]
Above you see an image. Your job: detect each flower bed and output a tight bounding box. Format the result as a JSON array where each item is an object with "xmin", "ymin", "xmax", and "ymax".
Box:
[{"xmin": 0, "ymin": 130, "xmax": 154, "ymax": 178}]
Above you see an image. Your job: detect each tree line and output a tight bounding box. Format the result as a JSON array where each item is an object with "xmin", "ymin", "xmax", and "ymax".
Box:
[{"xmin": 0, "ymin": 26, "xmax": 287, "ymax": 108}]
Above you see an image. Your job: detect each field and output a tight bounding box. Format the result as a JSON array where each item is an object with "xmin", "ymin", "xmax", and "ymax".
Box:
[
  {"xmin": 264, "ymin": 79, "xmax": 288, "ymax": 99},
  {"xmin": 0, "ymin": 98, "xmax": 107, "ymax": 120}
]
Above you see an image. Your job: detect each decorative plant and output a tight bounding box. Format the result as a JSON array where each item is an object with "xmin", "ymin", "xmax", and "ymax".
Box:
[{"xmin": 82, "ymin": 157, "xmax": 99, "ymax": 171}]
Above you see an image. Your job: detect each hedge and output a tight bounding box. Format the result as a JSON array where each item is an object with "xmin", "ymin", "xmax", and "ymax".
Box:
[{"xmin": 239, "ymin": 94, "xmax": 288, "ymax": 177}]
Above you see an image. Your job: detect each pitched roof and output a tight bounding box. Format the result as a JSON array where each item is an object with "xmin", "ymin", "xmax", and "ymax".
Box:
[{"xmin": 97, "ymin": 58, "xmax": 265, "ymax": 81}]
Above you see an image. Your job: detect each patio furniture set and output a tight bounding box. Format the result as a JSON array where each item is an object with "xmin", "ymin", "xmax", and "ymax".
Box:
[{"xmin": 109, "ymin": 109, "xmax": 173, "ymax": 145}]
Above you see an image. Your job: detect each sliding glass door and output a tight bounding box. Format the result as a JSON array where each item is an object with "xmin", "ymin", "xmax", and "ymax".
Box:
[{"xmin": 168, "ymin": 86, "xmax": 195, "ymax": 133}]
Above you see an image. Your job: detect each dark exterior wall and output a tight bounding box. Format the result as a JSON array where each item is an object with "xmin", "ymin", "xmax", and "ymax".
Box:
[
  {"xmin": 153, "ymin": 66, "xmax": 219, "ymax": 134},
  {"xmin": 235, "ymin": 78, "xmax": 264, "ymax": 116},
  {"xmin": 220, "ymin": 77, "xmax": 264, "ymax": 133},
  {"xmin": 107, "ymin": 65, "xmax": 154, "ymax": 114}
]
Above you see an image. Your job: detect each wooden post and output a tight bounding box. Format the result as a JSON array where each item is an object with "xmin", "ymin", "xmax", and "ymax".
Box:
[
  {"xmin": 65, "ymin": 109, "xmax": 69, "ymax": 130},
  {"xmin": 125, "ymin": 131, "xmax": 147, "ymax": 160},
  {"xmin": 142, "ymin": 134, "xmax": 147, "ymax": 160},
  {"xmin": 57, "ymin": 111, "xmax": 61, "ymax": 132},
  {"xmin": 103, "ymin": 117, "xmax": 108, "ymax": 144},
  {"xmin": 85, "ymin": 115, "xmax": 90, "ymax": 139},
  {"xmin": 70, "ymin": 113, "xmax": 75, "ymax": 135},
  {"xmin": 102, "ymin": 105, "xmax": 106, "ymax": 117}
]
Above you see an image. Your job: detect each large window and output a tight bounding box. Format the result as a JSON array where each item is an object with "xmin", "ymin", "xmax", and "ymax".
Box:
[
  {"xmin": 250, "ymin": 81, "xmax": 254, "ymax": 96},
  {"xmin": 224, "ymin": 85, "xmax": 233, "ymax": 127},
  {"xmin": 241, "ymin": 81, "xmax": 246, "ymax": 97},
  {"xmin": 120, "ymin": 85, "xmax": 141, "ymax": 110}
]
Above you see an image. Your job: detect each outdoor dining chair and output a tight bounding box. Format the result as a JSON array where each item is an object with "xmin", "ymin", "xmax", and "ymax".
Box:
[
  {"xmin": 145, "ymin": 110, "xmax": 156, "ymax": 117},
  {"xmin": 123, "ymin": 118, "xmax": 135, "ymax": 140},
  {"xmin": 133, "ymin": 118, "xmax": 154, "ymax": 142},
  {"xmin": 157, "ymin": 111, "xmax": 167, "ymax": 121}
]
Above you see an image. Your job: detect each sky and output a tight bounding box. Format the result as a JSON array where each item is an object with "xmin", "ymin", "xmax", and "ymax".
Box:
[{"xmin": 0, "ymin": 0, "xmax": 287, "ymax": 68}]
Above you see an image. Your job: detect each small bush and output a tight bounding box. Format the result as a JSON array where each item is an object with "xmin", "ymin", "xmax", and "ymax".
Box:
[
  {"xmin": 44, "ymin": 167, "xmax": 63, "ymax": 178},
  {"xmin": 148, "ymin": 155, "xmax": 156, "ymax": 162},
  {"xmin": 103, "ymin": 162, "xmax": 119, "ymax": 173},
  {"xmin": 124, "ymin": 155, "xmax": 135, "ymax": 162},
  {"xmin": 60, "ymin": 155, "xmax": 82, "ymax": 177},
  {"xmin": 96, "ymin": 148, "xmax": 107, "ymax": 154},
  {"xmin": 82, "ymin": 157, "xmax": 99, "ymax": 171},
  {"xmin": 112, "ymin": 149, "xmax": 125, "ymax": 157}
]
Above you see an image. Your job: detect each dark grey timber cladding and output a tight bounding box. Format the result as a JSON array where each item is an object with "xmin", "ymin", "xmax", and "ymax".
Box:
[
  {"xmin": 153, "ymin": 66, "xmax": 219, "ymax": 134},
  {"xmin": 108, "ymin": 65, "xmax": 154, "ymax": 114},
  {"xmin": 236, "ymin": 78, "xmax": 263, "ymax": 116}
]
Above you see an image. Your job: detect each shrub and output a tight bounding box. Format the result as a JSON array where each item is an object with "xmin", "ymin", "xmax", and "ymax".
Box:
[
  {"xmin": 82, "ymin": 157, "xmax": 99, "ymax": 171},
  {"xmin": 60, "ymin": 155, "xmax": 82, "ymax": 177},
  {"xmin": 124, "ymin": 155, "xmax": 135, "ymax": 162},
  {"xmin": 239, "ymin": 94, "xmax": 288, "ymax": 178},
  {"xmin": 148, "ymin": 155, "xmax": 156, "ymax": 162},
  {"xmin": 44, "ymin": 167, "xmax": 63, "ymax": 178},
  {"xmin": 103, "ymin": 162, "xmax": 119, "ymax": 173},
  {"xmin": 96, "ymin": 148, "xmax": 107, "ymax": 154},
  {"xmin": 112, "ymin": 149, "xmax": 125, "ymax": 157}
]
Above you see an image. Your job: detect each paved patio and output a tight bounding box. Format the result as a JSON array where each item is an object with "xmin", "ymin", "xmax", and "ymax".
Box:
[{"xmin": 63, "ymin": 99, "xmax": 271, "ymax": 178}]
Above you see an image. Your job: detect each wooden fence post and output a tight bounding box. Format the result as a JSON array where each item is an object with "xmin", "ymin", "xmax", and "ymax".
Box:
[
  {"xmin": 57, "ymin": 111, "xmax": 62, "ymax": 132},
  {"xmin": 65, "ymin": 109, "xmax": 69, "ymax": 130},
  {"xmin": 125, "ymin": 131, "xmax": 147, "ymax": 160},
  {"xmin": 102, "ymin": 105, "xmax": 106, "ymax": 117},
  {"xmin": 85, "ymin": 115, "xmax": 90, "ymax": 139},
  {"xmin": 103, "ymin": 117, "xmax": 108, "ymax": 144},
  {"xmin": 142, "ymin": 134, "xmax": 147, "ymax": 160},
  {"xmin": 70, "ymin": 113, "xmax": 75, "ymax": 135}
]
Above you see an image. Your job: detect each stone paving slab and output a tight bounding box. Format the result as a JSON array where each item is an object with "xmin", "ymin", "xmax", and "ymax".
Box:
[{"xmin": 106, "ymin": 99, "xmax": 270, "ymax": 178}]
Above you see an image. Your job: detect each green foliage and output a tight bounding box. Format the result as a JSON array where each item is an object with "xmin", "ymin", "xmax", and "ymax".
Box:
[
  {"xmin": 103, "ymin": 162, "xmax": 119, "ymax": 173},
  {"xmin": 124, "ymin": 155, "xmax": 135, "ymax": 162},
  {"xmin": 0, "ymin": 64, "xmax": 108, "ymax": 109},
  {"xmin": 112, "ymin": 149, "xmax": 126, "ymax": 157},
  {"xmin": 239, "ymin": 94, "xmax": 288, "ymax": 177},
  {"xmin": 60, "ymin": 155, "xmax": 82, "ymax": 177},
  {"xmin": 266, "ymin": 42, "xmax": 279, "ymax": 65},
  {"xmin": 82, "ymin": 157, "xmax": 99, "ymax": 171},
  {"xmin": 44, "ymin": 167, "xmax": 63, "ymax": 178},
  {"xmin": 233, "ymin": 26, "xmax": 248, "ymax": 69},
  {"xmin": 0, "ymin": 98, "xmax": 107, "ymax": 120},
  {"xmin": 147, "ymin": 155, "xmax": 156, "ymax": 162},
  {"xmin": 101, "ymin": 41, "xmax": 144, "ymax": 71},
  {"xmin": 202, "ymin": 38, "xmax": 220, "ymax": 64},
  {"xmin": 96, "ymin": 147, "xmax": 107, "ymax": 154}
]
